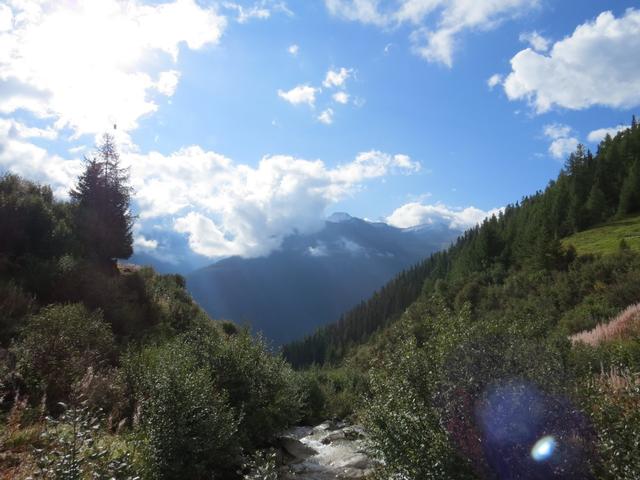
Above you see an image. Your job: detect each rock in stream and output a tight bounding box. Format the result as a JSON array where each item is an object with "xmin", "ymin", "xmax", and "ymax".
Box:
[{"xmin": 277, "ymin": 422, "xmax": 378, "ymax": 479}]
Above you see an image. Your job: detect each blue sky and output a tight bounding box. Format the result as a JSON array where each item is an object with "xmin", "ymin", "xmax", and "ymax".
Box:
[{"xmin": 1, "ymin": 0, "xmax": 639, "ymax": 267}]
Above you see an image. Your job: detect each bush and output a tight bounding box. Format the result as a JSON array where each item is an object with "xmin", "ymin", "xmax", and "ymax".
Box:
[
  {"xmin": 12, "ymin": 304, "xmax": 114, "ymax": 409},
  {"xmin": 364, "ymin": 296, "xmax": 593, "ymax": 479},
  {"xmin": 581, "ymin": 368, "xmax": 640, "ymax": 479},
  {"xmin": 125, "ymin": 339, "xmax": 240, "ymax": 480},
  {"xmin": 183, "ymin": 325, "xmax": 302, "ymax": 449},
  {"xmin": 31, "ymin": 400, "xmax": 140, "ymax": 480},
  {"xmin": 0, "ymin": 281, "xmax": 33, "ymax": 346}
]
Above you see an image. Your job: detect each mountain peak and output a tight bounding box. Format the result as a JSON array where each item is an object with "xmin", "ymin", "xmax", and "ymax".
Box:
[{"xmin": 327, "ymin": 212, "xmax": 354, "ymax": 223}]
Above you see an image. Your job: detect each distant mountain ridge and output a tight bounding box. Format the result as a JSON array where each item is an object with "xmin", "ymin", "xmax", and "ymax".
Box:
[{"xmin": 186, "ymin": 214, "xmax": 460, "ymax": 345}]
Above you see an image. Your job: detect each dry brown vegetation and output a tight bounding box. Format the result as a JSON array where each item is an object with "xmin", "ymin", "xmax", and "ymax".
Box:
[{"xmin": 570, "ymin": 303, "xmax": 640, "ymax": 346}]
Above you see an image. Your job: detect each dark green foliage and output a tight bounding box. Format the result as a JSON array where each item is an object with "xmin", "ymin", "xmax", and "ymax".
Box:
[
  {"xmin": 32, "ymin": 401, "xmax": 140, "ymax": 480},
  {"xmin": 70, "ymin": 134, "xmax": 133, "ymax": 267},
  {"xmin": 617, "ymin": 158, "xmax": 640, "ymax": 216},
  {"xmin": 0, "ymin": 165, "xmax": 313, "ymax": 478},
  {"xmin": 0, "ymin": 173, "xmax": 72, "ymax": 263},
  {"xmin": 126, "ymin": 339, "xmax": 239, "ymax": 480},
  {"xmin": 181, "ymin": 324, "xmax": 302, "ymax": 449},
  {"xmin": 12, "ymin": 304, "xmax": 114, "ymax": 408},
  {"xmin": 0, "ymin": 280, "xmax": 33, "ymax": 346},
  {"xmin": 123, "ymin": 323, "xmax": 302, "ymax": 478},
  {"xmin": 285, "ymin": 121, "xmax": 640, "ymax": 367}
]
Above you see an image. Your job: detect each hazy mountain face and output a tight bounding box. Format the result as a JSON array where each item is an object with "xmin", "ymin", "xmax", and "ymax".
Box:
[{"xmin": 185, "ymin": 214, "xmax": 460, "ymax": 345}]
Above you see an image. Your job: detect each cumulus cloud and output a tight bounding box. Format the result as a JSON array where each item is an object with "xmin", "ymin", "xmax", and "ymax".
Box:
[
  {"xmin": 503, "ymin": 9, "xmax": 640, "ymax": 112},
  {"xmin": 277, "ymin": 85, "xmax": 318, "ymax": 106},
  {"xmin": 519, "ymin": 31, "xmax": 550, "ymax": 52},
  {"xmin": 279, "ymin": 67, "xmax": 355, "ymax": 121},
  {"xmin": 332, "ymin": 91, "xmax": 350, "ymax": 104},
  {"xmin": 0, "ymin": 118, "xmax": 57, "ymax": 140},
  {"xmin": 544, "ymin": 123, "xmax": 579, "ymax": 160},
  {"xmin": 318, "ymin": 108, "xmax": 334, "ymax": 124},
  {"xmin": 386, "ymin": 202, "xmax": 502, "ymax": 230},
  {"xmin": 288, "ymin": 44, "xmax": 299, "ymax": 56},
  {"xmin": 0, "ymin": 0, "xmax": 226, "ymax": 136},
  {"xmin": 487, "ymin": 73, "xmax": 503, "ymax": 90},
  {"xmin": 155, "ymin": 70, "xmax": 181, "ymax": 96},
  {"xmin": 325, "ymin": 0, "xmax": 537, "ymax": 67},
  {"xmin": 134, "ymin": 235, "xmax": 159, "ymax": 250},
  {"xmin": 126, "ymin": 147, "xmax": 420, "ymax": 258},
  {"xmin": 323, "ymin": 67, "xmax": 352, "ymax": 88},
  {"xmin": 0, "ymin": 121, "xmax": 83, "ymax": 197},
  {"xmin": 587, "ymin": 124, "xmax": 630, "ymax": 143},
  {"xmin": 2, "ymin": 130, "xmax": 421, "ymax": 259}
]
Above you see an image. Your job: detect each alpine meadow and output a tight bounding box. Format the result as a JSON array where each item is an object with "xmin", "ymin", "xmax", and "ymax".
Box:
[{"xmin": 1, "ymin": 1, "xmax": 640, "ymax": 480}]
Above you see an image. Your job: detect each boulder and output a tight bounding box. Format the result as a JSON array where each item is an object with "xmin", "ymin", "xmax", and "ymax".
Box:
[
  {"xmin": 321, "ymin": 430, "xmax": 345, "ymax": 444},
  {"xmin": 278, "ymin": 436, "xmax": 318, "ymax": 460}
]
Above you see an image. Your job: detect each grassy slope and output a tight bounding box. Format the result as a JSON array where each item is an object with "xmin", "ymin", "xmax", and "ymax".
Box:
[{"xmin": 562, "ymin": 214, "xmax": 640, "ymax": 255}]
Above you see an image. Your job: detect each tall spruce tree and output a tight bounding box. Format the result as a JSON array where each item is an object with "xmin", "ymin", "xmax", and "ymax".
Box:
[
  {"xmin": 70, "ymin": 134, "xmax": 133, "ymax": 268},
  {"xmin": 617, "ymin": 158, "xmax": 640, "ymax": 216}
]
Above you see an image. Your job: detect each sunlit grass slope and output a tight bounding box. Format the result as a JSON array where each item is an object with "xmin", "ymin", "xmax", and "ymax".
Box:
[{"xmin": 562, "ymin": 214, "xmax": 640, "ymax": 255}]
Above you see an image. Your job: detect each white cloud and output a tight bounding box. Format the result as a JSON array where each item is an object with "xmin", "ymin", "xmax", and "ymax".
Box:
[
  {"xmin": 0, "ymin": 117, "xmax": 57, "ymax": 140},
  {"xmin": 487, "ymin": 73, "xmax": 503, "ymax": 89},
  {"xmin": 0, "ymin": 3, "xmax": 12, "ymax": 32},
  {"xmin": 288, "ymin": 44, "xmax": 299, "ymax": 56},
  {"xmin": 587, "ymin": 124, "xmax": 630, "ymax": 143},
  {"xmin": 332, "ymin": 91, "xmax": 350, "ymax": 104},
  {"xmin": 0, "ymin": 0, "xmax": 226, "ymax": 136},
  {"xmin": 323, "ymin": 67, "xmax": 352, "ymax": 88},
  {"xmin": 324, "ymin": 0, "xmax": 386, "ymax": 26},
  {"xmin": 318, "ymin": 108, "xmax": 334, "ymax": 124},
  {"xmin": 548, "ymin": 137, "xmax": 579, "ymax": 160},
  {"xmin": 155, "ymin": 70, "xmax": 181, "ymax": 96},
  {"xmin": 503, "ymin": 9, "xmax": 640, "ymax": 113},
  {"xmin": 126, "ymin": 147, "xmax": 420, "ymax": 258},
  {"xmin": 134, "ymin": 235, "xmax": 158, "ymax": 250},
  {"xmin": 308, "ymin": 243, "xmax": 329, "ymax": 257},
  {"xmin": 325, "ymin": 0, "xmax": 537, "ymax": 67},
  {"xmin": 543, "ymin": 123, "xmax": 572, "ymax": 140},
  {"xmin": 223, "ymin": 2, "xmax": 269, "ymax": 22},
  {"xmin": 386, "ymin": 202, "xmax": 502, "ymax": 230},
  {"xmin": 543, "ymin": 123, "xmax": 579, "ymax": 160},
  {"xmin": 0, "ymin": 123, "xmax": 82, "ymax": 197},
  {"xmin": 223, "ymin": 1, "xmax": 292, "ymax": 23},
  {"xmin": 519, "ymin": 31, "xmax": 550, "ymax": 52},
  {"xmin": 277, "ymin": 85, "xmax": 318, "ymax": 106}
]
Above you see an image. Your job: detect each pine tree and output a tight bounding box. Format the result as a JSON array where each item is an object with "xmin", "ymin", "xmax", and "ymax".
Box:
[
  {"xmin": 70, "ymin": 134, "xmax": 133, "ymax": 268},
  {"xmin": 586, "ymin": 183, "xmax": 608, "ymax": 225},
  {"xmin": 617, "ymin": 158, "xmax": 640, "ymax": 216}
]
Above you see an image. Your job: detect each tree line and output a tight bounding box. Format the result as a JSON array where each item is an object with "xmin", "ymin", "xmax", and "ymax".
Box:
[{"xmin": 283, "ymin": 116, "xmax": 640, "ymax": 367}]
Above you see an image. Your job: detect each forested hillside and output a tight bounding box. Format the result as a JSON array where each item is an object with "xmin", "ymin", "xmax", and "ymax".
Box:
[
  {"xmin": 284, "ymin": 117, "xmax": 640, "ymax": 367},
  {"xmin": 0, "ymin": 137, "xmax": 314, "ymax": 479},
  {"xmin": 279, "ymin": 120, "xmax": 640, "ymax": 479}
]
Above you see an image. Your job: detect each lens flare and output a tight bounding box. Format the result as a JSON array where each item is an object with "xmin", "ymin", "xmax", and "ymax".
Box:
[{"xmin": 531, "ymin": 435, "xmax": 557, "ymax": 461}]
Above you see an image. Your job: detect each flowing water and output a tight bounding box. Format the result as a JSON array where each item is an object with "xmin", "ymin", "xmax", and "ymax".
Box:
[{"xmin": 278, "ymin": 422, "xmax": 377, "ymax": 479}]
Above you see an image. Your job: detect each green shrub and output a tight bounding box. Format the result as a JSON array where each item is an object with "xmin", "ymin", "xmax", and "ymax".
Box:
[
  {"xmin": 0, "ymin": 280, "xmax": 33, "ymax": 346},
  {"xmin": 12, "ymin": 304, "xmax": 114, "ymax": 409},
  {"xmin": 31, "ymin": 400, "xmax": 140, "ymax": 480},
  {"xmin": 580, "ymin": 368, "xmax": 640, "ymax": 479},
  {"xmin": 125, "ymin": 339, "xmax": 240, "ymax": 480},
  {"xmin": 183, "ymin": 325, "xmax": 302, "ymax": 449}
]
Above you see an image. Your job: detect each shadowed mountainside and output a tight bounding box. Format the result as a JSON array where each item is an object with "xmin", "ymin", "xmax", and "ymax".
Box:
[{"xmin": 186, "ymin": 214, "xmax": 460, "ymax": 345}]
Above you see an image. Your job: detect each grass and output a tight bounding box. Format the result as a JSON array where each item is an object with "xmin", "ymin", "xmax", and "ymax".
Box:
[
  {"xmin": 570, "ymin": 303, "xmax": 640, "ymax": 346},
  {"xmin": 562, "ymin": 214, "xmax": 640, "ymax": 255}
]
